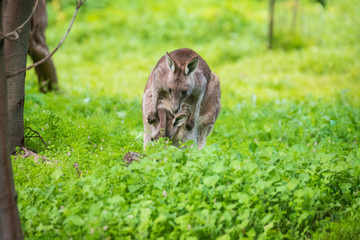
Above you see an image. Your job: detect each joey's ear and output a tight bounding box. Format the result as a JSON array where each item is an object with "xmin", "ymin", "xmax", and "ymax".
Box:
[
  {"xmin": 173, "ymin": 115, "xmax": 186, "ymax": 128},
  {"xmin": 185, "ymin": 56, "xmax": 199, "ymax": 75},
  {"xmin": 165, "ymin": 52, "xmax": 176, "ymax": 73}
]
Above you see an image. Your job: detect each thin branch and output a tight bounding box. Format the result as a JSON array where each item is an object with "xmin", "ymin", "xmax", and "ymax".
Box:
[
  {"xmin": 0, "ymin": 0, "xmax": 40, "ymax": 41},
  {"xmin": 25, "ymin": 127, "xmax": 48, "ymax": 149},
  {"xmin": 7, "ymin": 0, "xmax": 87, "ymax": 78}
]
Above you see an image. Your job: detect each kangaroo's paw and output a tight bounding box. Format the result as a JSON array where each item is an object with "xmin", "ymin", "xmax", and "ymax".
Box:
[
  {"xmin": 186, "ymin": 119, "xmax": 194, "ymax": 130},
  {"xmin": 147, "ymin": 111, "xmax": 158, "ymax": 124}
]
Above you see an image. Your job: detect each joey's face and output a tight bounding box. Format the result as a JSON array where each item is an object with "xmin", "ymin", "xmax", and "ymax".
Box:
[{"xmin": 168, "ymin": 113, "xmax": 187, "ymax": 139}]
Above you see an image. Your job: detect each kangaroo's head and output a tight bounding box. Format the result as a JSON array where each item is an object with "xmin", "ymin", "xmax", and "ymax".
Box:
[{"xmin": 165, "ymin": 52, "xmax": 199, "ymax": 114}]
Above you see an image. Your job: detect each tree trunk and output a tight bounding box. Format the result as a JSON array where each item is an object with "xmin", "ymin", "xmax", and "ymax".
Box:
[
  {"xmin": 268, "ymin": 0, "xmax": 276, "ymax": 49},
  {"xmin": 3, "ymin": 0, "xmax": 34, "ymax": 154},
  {"xmin": 0, "ymin": 0, "xmax": 26, "ymax": 238},
  {"xmin": 28, "ymin": 0, "xmax": 58, "ymax": 93},
  {"xmin": 292, "ymin": 0, "xmax": 299, "ymax": 31}
]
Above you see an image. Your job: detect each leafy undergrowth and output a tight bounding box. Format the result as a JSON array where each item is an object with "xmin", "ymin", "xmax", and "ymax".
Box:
[
  {"xmin": 14, "ymin": 0, "xmax": 360, "ymax": 239},
  {"xmin": 16, "ymin": 93, "xmax": 360, "ymax": 239}
]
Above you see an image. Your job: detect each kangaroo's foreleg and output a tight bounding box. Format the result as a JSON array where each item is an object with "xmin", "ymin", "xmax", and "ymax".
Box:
[{"xmin": 147, "ymin": 89, "xmax": 159, "ymax": 124}]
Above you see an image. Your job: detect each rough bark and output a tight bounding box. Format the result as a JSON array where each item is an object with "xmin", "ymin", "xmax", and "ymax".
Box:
[
  {"xmin": 28, "ymin": 0, "xmax": 58, "ymax": 93},
  {"xmin": 3, "ymin": 0, "xmax": 34, "ymax": 154},
  {"xmin": 268, "ymin": 0, "xmax": 276, "ymax": 49},
  {"xmin": 0, "ymin": 0, "xmax": 25, "ymax": 238}
]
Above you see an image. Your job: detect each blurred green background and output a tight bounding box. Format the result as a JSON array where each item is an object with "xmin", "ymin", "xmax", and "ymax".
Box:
[{"xmin": 28, "ymin": 0, "xmax": 360, "ymax": 103}]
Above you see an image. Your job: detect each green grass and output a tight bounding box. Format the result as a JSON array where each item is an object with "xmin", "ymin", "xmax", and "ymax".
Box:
[{"xmin": 13, "ymin": 0, "xmax": 360, "ymax": 239}]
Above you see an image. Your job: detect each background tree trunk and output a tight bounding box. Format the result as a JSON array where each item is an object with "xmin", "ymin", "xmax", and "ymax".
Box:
[
  {"xmin": 292, "ymin": 0, "xmax": 299, "ymax": 31},
  {"xmin": 3, "ymin": 0, "xmax": 34, "ymax": 154},
  {"xmin": 0, "ymin": 0, "xmax": 26, "ymax": 238},
  {"xmin": 268, "ymin": 0, "xmax": 276, "ymax": 49},
  {"xmin": 28, "ymin": 0, "xmax": 58, "ymax": 93}
]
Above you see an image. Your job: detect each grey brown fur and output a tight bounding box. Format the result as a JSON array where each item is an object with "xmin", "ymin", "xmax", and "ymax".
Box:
[{"xmin": 142, "ymin": 48, "xmax": 221, "ymax": 149}]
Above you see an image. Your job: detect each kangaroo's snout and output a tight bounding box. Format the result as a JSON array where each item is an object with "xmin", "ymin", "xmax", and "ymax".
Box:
[{"xmin": 171, "ymin": 99, "xmax": 181, "ymax": 114}]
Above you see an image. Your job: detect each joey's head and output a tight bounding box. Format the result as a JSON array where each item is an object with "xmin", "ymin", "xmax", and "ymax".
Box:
[
  {"xmin": 167, "ymin": 113, "xmax": 187, "ymax": 140},
  {"xmin": 165, "ymin": 52, "xmax": 198, "ymax": 114},
  {"xmin": 151, "ymin": 110, "xmax": 187, "ymax": 142}
]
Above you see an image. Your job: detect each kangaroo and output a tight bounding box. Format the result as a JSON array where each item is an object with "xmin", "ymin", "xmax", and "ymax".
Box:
[{"xmin": 142, "ymin": 48, "xmax": 221, "ymax": 149}]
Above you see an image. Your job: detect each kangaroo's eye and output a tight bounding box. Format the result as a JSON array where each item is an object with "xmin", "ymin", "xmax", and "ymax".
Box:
[
  {"xmin": 182, "ymin": 90, "xmax": 187, "ymax": 96},
  {"xmin": 169, "ymin": 88, "xmax": 172, "ymax": 94}
]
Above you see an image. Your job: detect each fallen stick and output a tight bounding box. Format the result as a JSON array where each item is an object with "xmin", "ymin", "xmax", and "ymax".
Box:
[{"xmin": 123, "ymin": 151, "xmax": 146, "ymax": 166}]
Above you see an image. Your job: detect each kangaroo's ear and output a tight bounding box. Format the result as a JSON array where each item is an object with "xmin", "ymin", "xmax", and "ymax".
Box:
[
  {"xmin": 185, "ymin": 56, "xmax": 199, "ymax": 75},
  {"xmin": 165, "ymin": 52, "xmax": 176, "ymax": 73},
  {"xmin": 173, "ymin": 115, "xmax": 186, "ymax": 128}
]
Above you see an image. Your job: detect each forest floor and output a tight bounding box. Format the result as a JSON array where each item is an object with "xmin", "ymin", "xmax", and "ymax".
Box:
[{"xmin": 14, "ymin": 0, "xmax": 360, "ymax": 239}]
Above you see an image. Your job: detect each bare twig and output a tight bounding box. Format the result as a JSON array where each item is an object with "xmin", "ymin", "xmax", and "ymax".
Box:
[
  {"xmin": 7, "ymin": 0, "xmax": 87, "ymax": 78},
  {"xmin": 0, "ymin": 0, "xmax": 40, "ymax": 41},
  {"xmin": 25, "ymin": 127, "xmax": 48, "ymax": 149}
]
